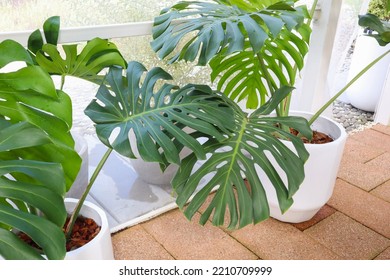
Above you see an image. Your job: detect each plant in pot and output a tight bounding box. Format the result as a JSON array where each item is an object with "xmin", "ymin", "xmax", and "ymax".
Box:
[
  {"xmin": 2, "ymin": 15, "xmax": 307, "ymax": 259},
  {"xmin": 149, "ymin": 0, "xmax": 390, "ymax": 224},
  {"xmin": 345, "ymin": 0, "xmax": 390, "ymax": 112},
  {"xmin": 0, "ymin": 16, "xmax": 128, "ymax": 259}
]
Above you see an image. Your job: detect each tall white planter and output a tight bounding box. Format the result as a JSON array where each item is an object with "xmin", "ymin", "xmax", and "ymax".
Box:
[
  {"xmin": 262, "ymin": 112, "xmax": 347, "ymax": 223},
  {"xmin": 346, "ymin": 31, "xmax": 390, "ymax": 112},
  {"xmin": 64, "ymin": 198, "xmax": 114, "ymax": 260},
  {"xmin": 66, "ymin": 132, "xmax": 89, "ymax": 199}
]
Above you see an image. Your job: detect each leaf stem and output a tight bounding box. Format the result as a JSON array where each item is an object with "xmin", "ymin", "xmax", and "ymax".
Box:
[
  {"xmin": 308, "ymin": 48, "xmax": 390, "ymax": 125},
  {"xmin": 65, "ymin": 147, "xmax": 113, "ymax": 239}
]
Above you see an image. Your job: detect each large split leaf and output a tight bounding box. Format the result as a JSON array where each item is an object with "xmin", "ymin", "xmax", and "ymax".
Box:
[
  {"xmin": 85, "ymin": 61, "xmax": 235, "ymax": 167},
  {"xmin": 151, "ymin": 0, "xmax": 309, "ymax": 65},
  {"xmin": 172, "ymin": 87, "xmax": 312, "ymax": 229},
  {"xmin": 151, "ymin": 0, "xmax": 312, "ymax": 109},
  {"xmin": 0, "ymin": 62, "xmax": 80, "ymax": 189},
  {"xmin": 0, "ymin": 121, "xmax": 67, "ymax": 260},
  {"xmin": 210, "ymin": 22, "xmax": 311, "ymax": 108}
]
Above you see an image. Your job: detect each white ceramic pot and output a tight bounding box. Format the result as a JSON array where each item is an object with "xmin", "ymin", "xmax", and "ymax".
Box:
[
  {"xmin": 346, "ymin": 31, "xmax": 390, "ymax": 112},
  {"xmin": 64, "ymin": 198, "xmax": 114, "ymax": 260},
  {"xmin": 130, "ymin": 158, "xmax": 180, "ymax": 186},
  {"xmin": 127, "ymin": 129, "xmax": 193, "ymax": 186},
  {"xmin": 261, "ymin": 111, "xmax": 347, "ymax": 223},
  {"xmin": 66, "ymin": 132, "xmax": 89, "ymax": 199}
]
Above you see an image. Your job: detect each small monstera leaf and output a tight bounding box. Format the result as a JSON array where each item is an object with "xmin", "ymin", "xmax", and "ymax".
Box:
[
  {"xmin": 85, "ymin": 61, "xmax": 235, "ymax": 167},
  {"xmin": 35, "ymin": 38, "xmax": 127, "ymax": 83},
  {"xmin": 172, "ymin": 86, "xmax": 312, "ymax": 229},
  {"xmin": 26, "ymin": 16, "xmax": 126, "ymax": 84},
  {"xmin": 359, "ymin": 13, "xmax": 390, "ymax": 46},
  {"xmin": 0, "ymin": 121, "xmax": 67, "ymax": 260}
]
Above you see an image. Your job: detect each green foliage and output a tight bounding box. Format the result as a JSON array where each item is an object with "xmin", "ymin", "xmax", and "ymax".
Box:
[
  {"xmin": 85, "ymin": 61, "xmax": 235, "ymax": 168},
  {"xmin": 0, "ymin": 121, "xmax": 68, "ymax": 259},
  {"xmin": 85, "ymin": 62, "xmax": 312, "ymax": 229},
  {"xmin": 0, "ymin": 15, "xmax": 128, "ymax": 260},
  {"xmin": 173, "ymin": 86, "xmax": 312, "ymax": 229},
  {"xmin": 359, "ymin": 13, "xmax": 390, "ymax": 46},
  {"xmin": 0, "ymin": 35, "xmax": 74, "ymax": 259},
  {"xmin": 151, "ymin": 0, "xmax": 311, "ymax": 109},
  {"xmin": 368, "ymin": 0, "xmax": 390, "ymax": 21}
]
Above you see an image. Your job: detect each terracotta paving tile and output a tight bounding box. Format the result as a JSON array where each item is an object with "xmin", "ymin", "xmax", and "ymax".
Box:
[
  {"xmin": 341, "ymin": 138, "xmax": 384, "ymax": 163},
  {"xmin": 141, "ymin": 209, "xmax": 258, "ymax": 260},
  {"xmin": 370, "ymin": 180, "xmax": 390, "ymax": 203},
  {"xmin": 291, "ymin": 205, "xmax": 337, "ymax": 231},
  {"xmin": 372, "ymin": 124, "xmax": 390, "ymax": 136},
  {"xmin": 112, "ymin": 225, "xmax": 174, "ymax": 260},
  {"xmin": 305, "ymin": 212, "xmax": 390, "ymax": 260},
  {"xmin": 350, "ymin": 129, "xmax": 390, "ymax": 153},
  {"xmin": 230, "ymin": 218, "xmax": 340, "ymax": 260},
  {"xmin": 328, "ymin": 179, "xmax": 390, "ymax": 238},
  {"xmin": 337, "ymin": 152, "xmax": 390, "ymax": 191},
  {"xmin": 374, "ymin": 246, "xmax": 390, "ymax": 260}
]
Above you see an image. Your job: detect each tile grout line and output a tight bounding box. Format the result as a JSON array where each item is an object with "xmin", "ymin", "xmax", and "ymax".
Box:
[{"xmin": 139, "ymin": 222, "xmax": 177, "ymax": 260}]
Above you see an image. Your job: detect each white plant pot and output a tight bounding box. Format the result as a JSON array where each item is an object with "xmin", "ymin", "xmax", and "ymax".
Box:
[
  {"xmin": 346, "ymin": 31, "xmax": 390, "ymax": 112},
  {"xmin": 66, "ymin": 132, "xmax": 89, "ymax": 199},
  {"xmin": 130, "ymin": 158, "xmax": 180, "ymax": 186},
  {"xmin": 64, "ymin": 198, "xmax": 114, "ymax": 260},
  {"xmin": 127, "ymin": 129, "xmax": 193, "ymax": 186},
  {"xmin": 261, "ymin": 111, "xmax": 347, "ymax": 223}
]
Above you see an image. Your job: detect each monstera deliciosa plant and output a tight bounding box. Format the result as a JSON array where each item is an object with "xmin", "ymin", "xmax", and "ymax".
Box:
[
  {"xmin": 0, "ymin": 8, "xmax": 314, "ymax": 259},
  {"xmin": 150, "ymin": 0, "xmax": 314, "ymax": 227},
  {"xmin": 150, "ymin": 0, "xmax": 390, "ymax": 228},
  {"xmin": 0, "ymin": 16, "xmax": 127, "ymax": 259}
]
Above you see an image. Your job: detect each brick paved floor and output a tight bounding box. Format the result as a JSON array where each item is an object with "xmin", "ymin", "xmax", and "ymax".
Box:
[{"xmin": 111, "ymin": 124, "xmax": 390, "ymax": 260}]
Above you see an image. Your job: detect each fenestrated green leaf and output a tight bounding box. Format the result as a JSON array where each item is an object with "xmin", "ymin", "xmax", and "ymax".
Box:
[
  {"xmin": 172, "ymin": 102, "xmax": 311, "ymax": 229},
  {"xmin": 0, "ymin": 161, "xmax": 66, "ymax": 197},
  {"xmin": 0, "ymin": 65, "xmax": 57, "ymax": 98},
  {"xmin": 0, "ymin": 40, "xmax": 33, "ymax": 68},
  {"xmin": 85, "ymin": 61, "xmax": 235, "ymax": 166},
  {"xmin": 0, "ymin": 205, "xmax": 66, "ymax": 260},
  {"xmin": 151, "ymin": 0, "xmax": 307, "ymax": 66},
  {"xmin": 0, "ymin": 121, "xmax": 67, "ymax": 260},
  {"xmin": 210, "ymin": 23, "xmax": 311, "ymax": 108},
  {"xmin": 0, "ymin": 177, "xmax": 66, "ymax": 224},
  {"xmin": 0, "ymin": 228, "xmax": 44, "ymax": 260},
  {"xmin": 0, "ymin": 121, "xmax": 51, "ymax": 152},
  {"xmin": 359, "ymin": 13, "xmax": 390, "ymax": 46},
  {"xmin": 35, "ymin": 37, "xmax": 127, "ymax": 82},
  {"xmin": 0, "ymin": 70, "xmax": 80, "ymax": 189}
]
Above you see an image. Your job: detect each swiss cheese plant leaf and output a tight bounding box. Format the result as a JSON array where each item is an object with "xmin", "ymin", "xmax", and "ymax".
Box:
[
  {"xmin": 35, "ymin": 38, "xmax": 127, "ymax": 83},
  {"xmin": 0, "ymin": 205, "xmax": 66, "ymax": 260},
  {"xmin": 0, "ymin": 228, "xmax": 44, "ymax": 260},
  {"xmin": 172, "ymin": 90, "xmax": 312, "ymax": 229},
  {"xmin": 151, "ymin": 0, "xmax": 308, "ymax": 66},
  {"xmin": 209, "ymin": 15, "xmax": 311, "ymax": 109},
  {"xmin": 151, "ymin": 0, "xmax": 311, "ymax": 109},
  {"xmin": 0, "ymin": 63, "xmax": 80, "ymax": 189},
  {"xmin": 0, "ymin": 121, "xmax": 67, "ymax": 260},
  {"xmin": 0, "ymin": 40, "xmax": 34, "ymax": 67},
  {"xmin": 85, "ymin": 61, "xmax": 235, "ymax": 167},
  {"xmin": 359, "ymin": 13, "xmax": 390, "ymax": 46}
]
